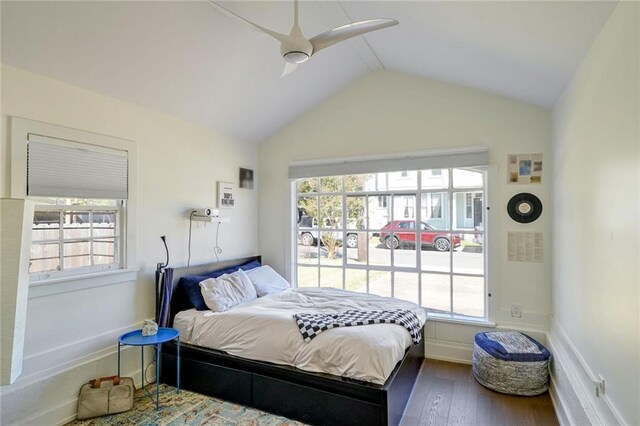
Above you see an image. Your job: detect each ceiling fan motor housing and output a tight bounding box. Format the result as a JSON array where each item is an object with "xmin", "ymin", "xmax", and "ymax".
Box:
[{"xmin": 281, "ymin": 38, "xmax": 313, "ymax": 63}]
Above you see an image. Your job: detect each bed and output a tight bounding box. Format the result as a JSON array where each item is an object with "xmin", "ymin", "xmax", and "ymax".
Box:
[{"xmin": 156, "ymin": 256, "xmax": 426, "ymax": 426}]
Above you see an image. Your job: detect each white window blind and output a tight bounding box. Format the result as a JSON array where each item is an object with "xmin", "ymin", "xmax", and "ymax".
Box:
[
  {"xmin": 288, "ymin": 147, "xmax": 488, "ymax": 179},
  {"xmin": 27, "ymin": 134, "xmax": 128, "ymax": 199}
]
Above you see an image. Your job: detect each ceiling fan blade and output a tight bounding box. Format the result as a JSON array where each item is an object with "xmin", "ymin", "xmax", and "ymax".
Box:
[
  {"xmin": 310, "ymin": 19, "xmax": 398, "ymax": 54},
  {"xmin": 207, "ymin": 1, "xmax": 288, "ymax": 43},
  {"xmin": 281, "ymin": 62, "xmax": 299, "ymax": 77}
]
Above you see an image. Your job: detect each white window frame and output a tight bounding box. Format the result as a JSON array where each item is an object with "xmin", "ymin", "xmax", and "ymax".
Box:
[
  {"xmin": 292, "ymin": 167, "xmax": 490, "ymax": 321},
  {"xmin": 9, "ymin": 117, "xmax": 138, "ymax": 296},
  {"xmin": 30, "ymin": 203, "xmax": 125, "ymax": 281}
]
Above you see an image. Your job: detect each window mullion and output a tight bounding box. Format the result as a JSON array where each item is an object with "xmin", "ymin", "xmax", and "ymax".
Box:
[
  {"xmin": 316, "ymin": 193, "xmax": 320, "ymax": 287},
  {"xmin": 58, "ymin": 209, "xmax": 64, "ymax": 271},
  {"xmin": 342, "ymin": 175, "xmax": 346, "ymax": 290},
  {"xmin": 390, "ymin": 194, "xmax": 395, "ymax": 287},
  {"xmin": 449, "ymin": 168, "xmax": 454, "ymax": 314},
  {"xmin": 416, "ymin": 170, "xmax": 422, "ymax": 307},
  {"xmin": 89, "ymin": 210, "xmax": 94, "ymax": 266}
]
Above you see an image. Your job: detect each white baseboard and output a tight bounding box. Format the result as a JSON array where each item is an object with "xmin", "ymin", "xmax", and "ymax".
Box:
[
  {"xmin": 425, "ymin": 320, "xmax": 628, "ymax": 426},
  {"xmin": 549, "ymin": 373, "xmax": 572, "ymax": 426},
  {"xmin": 423, "ymin": 322, "xmax": 548, "ymax": 365},
  {"xmin": 19, "ymin": 321, "xmax": 144, "ymax": 383},
  {"xmin": 548, "ymin": 319, "xmax": 624, "ymax": 426},
  {"xmin": 15, "ymin": 366, "xmax": 149, "ymax": 426},
  {"xmin": 1, "ymin": 322, "xmax": 155, "ymax": 426},
  {"xmin": 5, "ymin": 316, "xmax": 627, "ymax": 426},
  {"xmin": 424, "ymin": 338, "xmax": 473, "ymax": 364},
  {"xmin": 2, "ymin": 360, "xmax": 150, "ymax": 426}
]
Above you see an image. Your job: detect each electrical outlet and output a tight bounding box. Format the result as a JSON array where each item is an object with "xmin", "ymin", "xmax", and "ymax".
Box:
[
  {"xmin": 594, "ymin": 376, "xmax": 606, "ymax": 397},
  {"xmin": 510, "ymin": 304, "xmax": 522, "ymax": 318},
  {"xmin": 594, "ymin": 376, "xmax": 605, "ymax": 397}
]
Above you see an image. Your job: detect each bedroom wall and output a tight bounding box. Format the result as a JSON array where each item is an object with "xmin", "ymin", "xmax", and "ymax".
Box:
[
  {"xmin": 0, "ymin": 65, "xmax": 258, "ymax": 425},
  {"xmin": 258, "ymin": 70, "xmax": 552, "ymax": 361},
  {"xmin": 550, "ymin": 2, "xmax": 639, "ymax": 425}
]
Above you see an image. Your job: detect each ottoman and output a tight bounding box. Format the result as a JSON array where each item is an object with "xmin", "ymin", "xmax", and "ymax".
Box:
[{"xmin": 472, "ymin": 331, "xmax": 551, "ymax": 396}]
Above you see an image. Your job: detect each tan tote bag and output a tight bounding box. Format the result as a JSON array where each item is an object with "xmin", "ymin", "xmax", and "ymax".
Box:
[{"xmin": 77, "ymin": 376, "xmax": 135, "ymax": 420}]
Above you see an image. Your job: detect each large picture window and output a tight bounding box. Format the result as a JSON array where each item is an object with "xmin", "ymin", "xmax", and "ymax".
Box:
[{"xmin": 294, "ymin": 167, "xmax": 487, "ymax": 319}]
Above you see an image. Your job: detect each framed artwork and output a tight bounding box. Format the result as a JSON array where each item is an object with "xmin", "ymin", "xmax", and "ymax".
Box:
[
  {"xmin": 217, "ymin": 181, "xmax": 235, "ymax": 209},
  {"xmin": 239, "ymin": 168, "xmax": 254, "ymax": 189},
  {"xmin": 508, "ymin": 153, "xmax": 542, "ymax": 184}
]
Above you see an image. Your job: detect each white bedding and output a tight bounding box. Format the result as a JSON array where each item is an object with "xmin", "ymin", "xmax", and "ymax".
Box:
[{"xmin": 174, "ymin": 287, "xmax": 427, "ymax": 384}]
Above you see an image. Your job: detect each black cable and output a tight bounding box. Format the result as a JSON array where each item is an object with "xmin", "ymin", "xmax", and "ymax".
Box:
[
  {"xmin": 160, "ymin": 235, "xmax": 169, "ymax": 269},
  {"xmin": 188, "ymin": 211, "xmax": 195, "ymax": 266}
]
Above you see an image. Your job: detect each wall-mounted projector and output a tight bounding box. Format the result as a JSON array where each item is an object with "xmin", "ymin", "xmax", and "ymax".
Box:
[{"xmin": 192, "ymin": 208, "xmax": 219, "ymax": 218}]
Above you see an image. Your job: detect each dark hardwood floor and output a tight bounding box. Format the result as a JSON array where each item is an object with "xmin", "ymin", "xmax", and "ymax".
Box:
[{"xmin": 400, "ymin": 359, "xmax": 559, "ymax": 426}]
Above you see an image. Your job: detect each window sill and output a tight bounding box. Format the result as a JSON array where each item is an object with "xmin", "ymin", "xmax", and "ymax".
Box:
[
  {"xmin": 427, "ymin": 312, "xmax": 496, "ymax": 327},
  {"xmin": 28, "ymin": 267, "xmax": 139, "ymax": 298}
]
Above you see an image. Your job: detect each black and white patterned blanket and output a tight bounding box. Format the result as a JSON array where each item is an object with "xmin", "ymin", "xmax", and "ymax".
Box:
[{"xmin": 293, "ymin": 309, "xmax": 422, "ymax": 344}]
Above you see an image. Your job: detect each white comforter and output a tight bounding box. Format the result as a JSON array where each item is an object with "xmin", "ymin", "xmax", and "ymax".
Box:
[{"xmin": 174, "ymin": 288, "xmax": 427, "ymax": 384}]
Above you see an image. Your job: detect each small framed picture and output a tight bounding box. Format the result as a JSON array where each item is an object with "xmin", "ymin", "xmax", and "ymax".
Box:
[
  {"xmin": 239, "ymin": 168, "xmax": 254, "ymax": 189},
  {"xmin": 217, "ymin": 181, "xmax": 235, "ymax": 209},
  {"xmin": 507, "ymin": 153, "xmax": 542, "ymax": 184}
]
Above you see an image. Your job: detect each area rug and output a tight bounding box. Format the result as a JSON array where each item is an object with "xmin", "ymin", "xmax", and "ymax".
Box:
[{"xmin": 69, "ymin": 384, "xmax": 306, "ymax": 426}]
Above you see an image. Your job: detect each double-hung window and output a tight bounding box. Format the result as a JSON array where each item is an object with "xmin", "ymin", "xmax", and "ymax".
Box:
[
  {"xmin": 291, "ymin": 148, "xmax": 489, "ymax": 320},
  {"xmin": 30, "ymin": 201, "xmax": 124, "ymax": 278},
  {"xmin": 26, "ymin": 134, "xmax": 129, "ymax": 282}
]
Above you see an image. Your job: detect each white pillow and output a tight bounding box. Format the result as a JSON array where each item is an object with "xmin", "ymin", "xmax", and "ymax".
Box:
[
  {"xmin": 244, "ymin": 265, "xmax": 290, "ymax": 297},
  {"xmin": 199, "ymin": 269, "xmax": 257, "ymax": 312}
]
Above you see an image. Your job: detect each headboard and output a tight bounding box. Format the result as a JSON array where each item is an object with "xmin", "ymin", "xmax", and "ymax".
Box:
[{"xmin": 155, "ymin": 255, "xmax": 262, "ymax": 327}]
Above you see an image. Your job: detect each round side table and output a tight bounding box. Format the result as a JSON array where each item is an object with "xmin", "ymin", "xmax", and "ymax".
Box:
[{"xmin": 117, "ymin": 327, "xmax": 180, "ymax": 409}]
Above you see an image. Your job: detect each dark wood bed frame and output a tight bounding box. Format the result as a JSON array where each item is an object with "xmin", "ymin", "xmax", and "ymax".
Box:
[{"xmin": 157, "ymin": 256, "xmax": 424, "ymax": 426}]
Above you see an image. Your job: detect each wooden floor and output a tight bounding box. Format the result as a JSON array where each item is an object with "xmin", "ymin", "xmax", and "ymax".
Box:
[{"xmin": 400, "ymin": 359, "xmax": 559, "ymax": 426}]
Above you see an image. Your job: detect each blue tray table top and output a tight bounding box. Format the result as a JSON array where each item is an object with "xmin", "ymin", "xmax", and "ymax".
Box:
[{"xmin": 119, "ymin": 328, "xmax": 179, "ymax": 346}]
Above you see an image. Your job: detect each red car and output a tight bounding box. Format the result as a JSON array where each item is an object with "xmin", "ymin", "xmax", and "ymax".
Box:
[{"xmin": 379, "ymin": 220, "xmax": 461, "ymax": 252}]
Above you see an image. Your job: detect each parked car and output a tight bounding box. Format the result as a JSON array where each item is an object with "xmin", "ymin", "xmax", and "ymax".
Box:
[
  {"xmin": 298, "ymin": 214, "xmax": 317, "ymax": 246},
  {"xmin": 379, "ymin": 220, "xmax": 460, "ymax": 252},
  {"xmin": 297, "ymin": 214, "xmax": 360, "ymax": 248}
]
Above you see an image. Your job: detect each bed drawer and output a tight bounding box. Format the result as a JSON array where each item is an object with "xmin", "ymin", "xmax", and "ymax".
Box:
[
  {"xmin": 160, "ymin": 353, "xmax": 252, "ymax": 406},
  {"xmin": 252, "ymin": 373, "xmax": 384, "ymax": 426}
]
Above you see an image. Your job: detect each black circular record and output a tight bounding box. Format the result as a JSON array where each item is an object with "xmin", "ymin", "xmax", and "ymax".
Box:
[{"xmin": 507, "ymin": 193, "xmax": 542, "ymax": 223}]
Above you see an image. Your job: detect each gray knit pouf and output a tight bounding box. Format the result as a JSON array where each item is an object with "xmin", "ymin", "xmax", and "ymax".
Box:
[{"xmin": 472, "ymin": 331, "xmax": 551, "ymax": 396}]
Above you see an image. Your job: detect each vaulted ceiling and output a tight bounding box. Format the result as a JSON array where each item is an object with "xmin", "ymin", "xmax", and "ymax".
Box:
[{"xmin": 1, "ymin": 1, "xmax": 617, "ymax": 143}]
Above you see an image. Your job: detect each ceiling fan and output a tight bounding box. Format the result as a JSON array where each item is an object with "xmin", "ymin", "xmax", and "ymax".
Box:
[{"xmin": 207, "ymin": 0, "xmax": 398, "ymax": 76}]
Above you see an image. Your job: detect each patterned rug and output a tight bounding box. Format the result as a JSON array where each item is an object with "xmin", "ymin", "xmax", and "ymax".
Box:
[{"xmin": 69, "ymin": 384, "xmax": 306, "ymax": 426}]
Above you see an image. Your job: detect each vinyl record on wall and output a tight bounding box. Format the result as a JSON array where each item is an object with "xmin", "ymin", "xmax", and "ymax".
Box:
[{"xmin": 507, "ymin": 193, "xmax": 542, "ymax": 223}]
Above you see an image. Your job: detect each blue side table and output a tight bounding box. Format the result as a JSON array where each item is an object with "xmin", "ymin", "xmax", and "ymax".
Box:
[{"xmin": 117, "ymin": 327, "xmax": 180, "ymax": 409}]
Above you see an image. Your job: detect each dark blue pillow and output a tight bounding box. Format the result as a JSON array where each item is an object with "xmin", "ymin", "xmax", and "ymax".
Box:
[{"xmin": 179, "ymin": 260, "xmax": 261, "ymax": 311}]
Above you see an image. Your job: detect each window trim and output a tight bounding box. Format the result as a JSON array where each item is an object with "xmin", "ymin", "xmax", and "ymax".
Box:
[
  {"xmin": 30, "ymin": 204, "xmax": 125, "ymax": 282},
  {"xmin": 28, "ymin": 267, "xmax": 139, "ymax": 299},
  {"xmin": 9, "ymin": 117, "xmax": 138, "ymax": 292},
  {"xmin": 289, "ymin": 146, "xmax": 488, "ymax": 179}
]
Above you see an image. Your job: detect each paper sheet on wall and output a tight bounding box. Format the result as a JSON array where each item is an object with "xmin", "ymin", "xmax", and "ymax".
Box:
[{"xmin": 507, "ymin": 232, "xmax": 543, "ymax": 262}]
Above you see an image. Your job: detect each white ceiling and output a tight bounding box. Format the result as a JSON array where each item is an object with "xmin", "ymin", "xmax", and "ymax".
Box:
[{"xmin": 1, "ymin": 1, "xmax": 617, "ymax": 144}]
